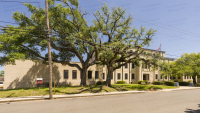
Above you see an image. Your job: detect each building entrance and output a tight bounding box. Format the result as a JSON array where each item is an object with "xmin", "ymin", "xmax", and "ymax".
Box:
[{"xmin": 143, "ymin": 74, "xmax": 149, "ymax": 81}]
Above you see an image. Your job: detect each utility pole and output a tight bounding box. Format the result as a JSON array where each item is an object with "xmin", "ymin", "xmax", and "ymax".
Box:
[{"xmin": 45, "ymin": 0, "xmax": 53, "ymax": 99}]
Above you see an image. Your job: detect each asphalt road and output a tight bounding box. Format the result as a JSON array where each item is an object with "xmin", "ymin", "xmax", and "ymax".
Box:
[{"xmin": 1, "ymin": 89, "xmax": 200, "ymax": 113}]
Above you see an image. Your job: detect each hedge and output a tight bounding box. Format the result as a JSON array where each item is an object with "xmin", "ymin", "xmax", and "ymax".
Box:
[
  {"xmin": 153, "ymin": 81, "xmax": 164, "ymax": 85},
  {"xmin": 138, "ymin": 81, "xmax": 143, "ymax": 84},
  {"xmin": 116, "ymin": 81, "xmax": 126, "ymax": 84},
  {"xmin": 179, "ymin": 82, "xmax": 190, "ymax": 86},
  {"xmin": 96, "ymin": 81, "xmax": 106, "ymax": 85},
  {"xmin": 164, "ymin": 81, "xmax": 175, "ymax": 86},
  {"xmin": 195, "ymin": 83, "xmax": 200, "ymax": 86}
]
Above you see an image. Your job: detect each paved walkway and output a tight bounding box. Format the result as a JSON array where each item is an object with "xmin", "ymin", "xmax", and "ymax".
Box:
[{"xmin": 0, "ymin": 86, "xmax": 199, "ymax": 103}]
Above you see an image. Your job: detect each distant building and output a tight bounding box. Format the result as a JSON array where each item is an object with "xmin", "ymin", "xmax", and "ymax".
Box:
[{"xmin": 3, "ymin": 48, "xmax": 191, "ymax": 89}]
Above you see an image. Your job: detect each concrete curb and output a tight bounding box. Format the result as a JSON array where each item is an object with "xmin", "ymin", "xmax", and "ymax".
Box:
[{"xmin": 0, "ymin": 87, "xmax": 199, "ymax": 103}]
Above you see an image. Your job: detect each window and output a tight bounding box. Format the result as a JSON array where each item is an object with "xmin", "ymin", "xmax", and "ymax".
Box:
[
  {"xmin": 125, "ymin": 73, "xmax": 128, "ymax": 79},
  {"xmin": 132, "ymin": 63, "xmax": 134, "ymax": 69},
  {"xmin": 88, "ymin": 71, "xmax": 92, "ymax": 79},
  {"xmin": 170, "ymin": 76, "xmax": 172, "ymax": 79},
  {"xmin": 153, "ymin": 53, "xmax": 155, "ymax": 56},
  {"xmin": 173, "ymin": 77, "xmax": 176, "ymax": 79},
  {"xmin": 165, "ymin": 76, "xmax": 167, "ymax": 79},
  {"xmin": 184, "ymin": 76, "xmax": 186, "ymax": 79},
  {"xmin": 156, "ymin": 74, "xmax": 158, "ymax": 79},
  {"xmin": 72, "ymin": 70, "xmax": 77, "ymax": 79},
  {"xmin": 178, "ymin": 77, "xmax": 180, "ymax": 79},
  {"xmin": 125, "ymin": 64, "xmax": 128, "ymax": 68},
  {"xmin": 64, "ymin": 70, "xmax": 68, "ymax": 79},
  {"xmin": 160, "ymin": 75, "xmax": 162, "ymax": 79},
  {"xmin": 132, "ymin": 74, "xmax": 134, "ymax": 79},
  {"xmin": 130, "ymin": 50, "xmax": 133, "ymax": 52},
  {"xmin": 103, "ymin": 65, "xmax": 105, "ymax": 67},
  {"xmin": 103, "ymin": 73, "xmax": 105, "ymax": 79},
  {"xmin": 95, "ymin": 71, "xmax": 99, "ymax": 79},
  {"xmin": 117, "ymin": 73, "xmax": 121, "ymax": 79}
]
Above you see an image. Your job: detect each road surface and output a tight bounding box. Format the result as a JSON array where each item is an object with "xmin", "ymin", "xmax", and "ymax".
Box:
[{"xmin": 1, "ymin": 89, "xmax": 200, "ymax": 113}]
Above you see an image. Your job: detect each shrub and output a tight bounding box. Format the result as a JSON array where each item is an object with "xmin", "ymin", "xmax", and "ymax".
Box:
[
  {"xmin": 103, "ymin": 81, "xmax": 106, "ymax": 85},
  {"xmin": 143, "ymin": 80, "xmax": 150, "ymax": 84},
  {"xmin": 174, "ymin": 80, "xmax": 182, "ymax": 82},
  {"xmin": 153, "ymin": 81, "xmax": 165, "ymax": 85},
  {"xmin": 164, "ymin": 81, "xmax": 175, "ymax": 86},
  {"xmin": 116, "ymin": 81, "xmax": 126, "ymax": 84},
  {"xmin": 179, "ymin": 82, "xmax": 190, "ymax": 86},
  {"xmin": 96, "ymin": 81, "xmax": 103, "ymax": 85},
  {"xmin": 138, "ymin": 81, "xmax": 143, "ymax": 84},
  {"xmin": 153, "ymin": 81, "xmax": 162, "ymax": 85},
  {"xmin": 187, "ymin": 80, "xmax": 192, "ymax": 83},
  {"xmin": 96, "ymin": 81, "xmax": 107, "ymax": 85},
  {"xmin": 195, "ymin": 83, "xmax": 200, "ymax": 86}
]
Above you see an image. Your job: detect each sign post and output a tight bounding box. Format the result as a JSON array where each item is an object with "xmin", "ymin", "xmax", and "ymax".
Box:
[
  {"xmin": 54, "ymin": 77, "xmax": 55, "ymax": 93},
  {"xmin": 37, "ymin": 78, "xmax": 43, "ymax": 90}
]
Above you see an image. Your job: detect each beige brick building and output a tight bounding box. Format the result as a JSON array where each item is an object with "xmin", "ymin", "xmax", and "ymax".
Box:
[{"xmin": 3, "ymin": 48, "xmax": 193, "ymax": 89}]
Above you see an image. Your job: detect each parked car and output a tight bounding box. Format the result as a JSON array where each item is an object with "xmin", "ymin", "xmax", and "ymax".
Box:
[{"xmin": 0, "ymin": 81, "xmax": 3, "ymax": 88}]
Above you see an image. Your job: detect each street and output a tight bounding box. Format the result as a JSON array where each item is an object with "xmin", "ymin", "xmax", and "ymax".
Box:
[{"xmin": 0, "ymin": 89, "xmax": 200, "ymax": 113}]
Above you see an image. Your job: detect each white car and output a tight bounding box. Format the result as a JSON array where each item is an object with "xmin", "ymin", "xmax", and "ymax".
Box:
[{"xmin": 0, "ymin": 81, "xmax": 3, "ymax": 88}]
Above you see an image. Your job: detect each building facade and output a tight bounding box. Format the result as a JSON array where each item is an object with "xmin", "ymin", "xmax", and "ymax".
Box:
[{"xmin": 3, "ymin": 48, "xmax": 193, "ymax": 89}]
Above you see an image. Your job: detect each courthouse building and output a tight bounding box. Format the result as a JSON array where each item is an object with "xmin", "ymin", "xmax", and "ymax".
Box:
[{"xmin": 3, "ymin": 48, "xmax": 192, "ymax": 89}]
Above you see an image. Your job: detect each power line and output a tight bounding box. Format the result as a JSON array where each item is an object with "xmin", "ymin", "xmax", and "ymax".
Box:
[
  {"xmin": 0, "ymin": 21, "xmax": 19, "ymax": 25},
  {"xmin": 96, "ymin": 0, "xmax": 200, "ymax": 37},
  {"xmin": 0, "ymin": 0, "xmax": 44, "ymax": 3},
  {"xmin": 80, "ymin": 0, "xmax": 200, "ymax": 43},
  {"xmin": 0, "ymin": 28, "xmax": 180, "ymax": 60}
]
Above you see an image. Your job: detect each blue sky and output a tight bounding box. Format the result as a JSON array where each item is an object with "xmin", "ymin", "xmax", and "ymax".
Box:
[{"xmin": 1, "ymin": 0, "xmax": 200, "ymax": 71}]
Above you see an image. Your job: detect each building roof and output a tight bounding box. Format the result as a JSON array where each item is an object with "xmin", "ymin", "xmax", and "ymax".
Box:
[{"xmin": 142, "ymin": 48, "xmax": 165, "ymax": 53}]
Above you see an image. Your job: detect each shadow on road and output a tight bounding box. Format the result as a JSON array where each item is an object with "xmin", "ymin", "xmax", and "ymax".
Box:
[{"xmin": 184, "ymin": 104, "xmax": 200, "ymax": 113}]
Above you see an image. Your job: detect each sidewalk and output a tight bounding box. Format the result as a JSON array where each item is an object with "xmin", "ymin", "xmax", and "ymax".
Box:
[{"xmin": 0, "ymin": 86, "xmax": 199, "ymax": 103}]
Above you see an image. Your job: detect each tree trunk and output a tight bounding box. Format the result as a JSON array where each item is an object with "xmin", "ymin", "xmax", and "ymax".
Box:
[
  {"xmin": 192, "ymin": 76, "xmax": 196, "ymax": 85},
  {"xmin": 80, "ymin": 67, "xmax": 87, "ymax": 86},
  {"xmin": 106, "ymin": 67, "xmax": 113, "ymax": 87}
]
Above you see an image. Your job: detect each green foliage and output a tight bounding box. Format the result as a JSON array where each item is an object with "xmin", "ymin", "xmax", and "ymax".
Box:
[
  {"xmin": 0, "ymin": 71, "xmax": 4, "ymax": 77},
  {"xmin": 164, "ymin": 81, "xmax": 175, "ymax": 86},
  {"xmin": 174, "ymin": 80, "xmax": 182, "ymax": 82},
  {"xmin": 96, "ymin": 81, "xmax": 107, "ymax": 85},
  {"xmin": 153, "ymin": 81, "xmax": 164, "ymax": 85},
  {"xmin": 138, "ymin": 81, "xmax": 143, "ymax": 84},
  {"xmin": 96, "ymin": 81, "xmax": 103, "ymax": 85},
  {"xmin": 194, "ymin": 83, "xmax": 200, "ymax": 86},
  {"xmin": 93, "ymin": 3, "xmax": 157, "ymax": 82},
  {"xmin": 178, "ymin": 82, "xmax": 190, "ymax": 86},
  {"xmin": 116, "ymin": 81, "xmax": 126, "ymax": 84}
]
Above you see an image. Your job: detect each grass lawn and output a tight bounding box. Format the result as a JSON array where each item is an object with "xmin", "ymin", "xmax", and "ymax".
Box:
[{"xmin": 0, "ymin": 84, "xmax": 178, "ymax": 98}]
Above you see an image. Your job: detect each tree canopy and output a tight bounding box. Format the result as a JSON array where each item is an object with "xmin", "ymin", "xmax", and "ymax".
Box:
[
  {"xmin": 160, "ymin": 53, "xmax": 200, "ymax": 84},
  {"xmin": 92, "ymin": 4, "xmax": 157, "ymax": 86},
  {"xmin": 0, "ymin": 0, "xmax": 158, "ymax": 86}
]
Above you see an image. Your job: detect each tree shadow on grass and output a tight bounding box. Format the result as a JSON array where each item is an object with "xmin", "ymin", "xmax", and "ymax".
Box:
[
  {"xmin": 110, "ymin": 86, "xmax": 128, "ymax": 91},
  {"xmin": 184, "ymin": 104, "xmax": 200, "ymax": 113},
  {"xmin": 54, "ymin": 85, "xmax": 108, "ymax": 94}
]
